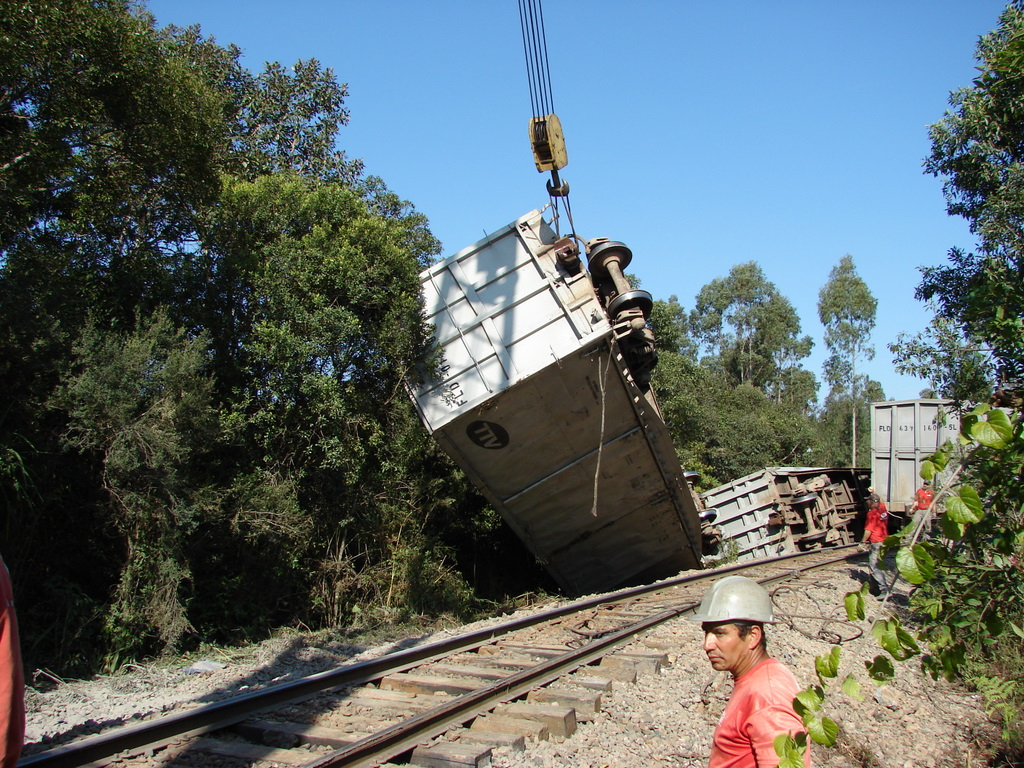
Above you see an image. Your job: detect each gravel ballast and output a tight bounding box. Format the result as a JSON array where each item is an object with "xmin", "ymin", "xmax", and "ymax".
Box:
[{"xmin": 23, "ymin": 560, "xmax": 1000, "ymax": 767}]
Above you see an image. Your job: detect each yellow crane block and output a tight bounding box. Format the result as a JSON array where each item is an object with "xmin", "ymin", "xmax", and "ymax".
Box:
[{"xmin": 529, "ymin": 113, "xmax": 568, "ymax": 172}]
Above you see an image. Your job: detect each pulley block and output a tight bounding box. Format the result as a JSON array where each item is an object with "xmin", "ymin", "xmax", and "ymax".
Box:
[{"xmin": 529, "ymin": 114, "xmax": 568, "ymax": 172}]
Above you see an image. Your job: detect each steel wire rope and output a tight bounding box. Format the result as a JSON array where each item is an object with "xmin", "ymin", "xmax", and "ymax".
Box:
[
  {"xmin": 536, "ymin": 0, "xmax": 555, "ymax": 116},
  {"xmin": 518, "ymin": 0, "xmax": 554, "ymax": 119},
  {"xmin": 552, "ymin": 182, "xmax": 579, "ymax": 242},
  {"xmin": 519, "ymin": 0, "xmax": 579, "ymax": 242},
  {"xmin": 540, "ymin": 163, "xmax": 579, "ymax": 240},
  {"xmin": 566, "ymin": 189, "xmax": 578, "ymax": 237},
  {"xmin": 768, "ymin": 583, "xmax": 865, "ymax": 645}
]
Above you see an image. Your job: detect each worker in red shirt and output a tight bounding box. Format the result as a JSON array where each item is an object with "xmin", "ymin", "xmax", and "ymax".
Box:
[
  {"xmin": 911, "ymin": 480, "xmax": 936, "ymax": 537},
  {"xmin": 861, "ymin": 498, "xmax": 891, "ymax": 595},
  {"xmin": 914, "ymin": 480, "xmax": 934, "ymax": 512},
  {"xmin": 0, "ymin": 555, "xmax": 23, "ymax": 768},
  {"xmin": 690, "ymin": 576, "xmax": 810, "ymax": 768}
]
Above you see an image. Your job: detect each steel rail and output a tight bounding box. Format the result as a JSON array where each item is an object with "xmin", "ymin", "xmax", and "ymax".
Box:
[
  {"xmin": 301, "ymin": 547, "xmax": 860, "ymax": 767},
  {"xmin": 18, "ymin": 545, "xmax": 860, "ymax": 768}
]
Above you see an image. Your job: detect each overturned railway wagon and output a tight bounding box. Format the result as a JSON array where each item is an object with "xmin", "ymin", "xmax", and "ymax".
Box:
[
  {"xmin": 409, "ymin": 209, "xmax": 703, "ymax": 595},
  {"xmin": 700, "ymin": 467, "xmax": 871, "ymax": 562}
]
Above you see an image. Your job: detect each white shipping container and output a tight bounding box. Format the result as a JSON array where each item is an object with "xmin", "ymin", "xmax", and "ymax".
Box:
[
  {"xmin": 870, "ymin": 399, "xmax": 960, "ymax": 509},
  {"xmin": 410, "ymin": 210, "xmax": 703, "ymax": 594}
]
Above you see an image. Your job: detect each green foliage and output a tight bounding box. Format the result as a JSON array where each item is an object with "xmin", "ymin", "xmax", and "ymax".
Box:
[
  {"xmin": 774, "ymin": 732, "xmax": 810, "ymax": 768},
  {"xmin": 648, "ymin": 296, "xmax": 697, "ymax": 359},
  {"xmin": 894, "ymin": 544, "xmax": 935, "ymax": 585},
  {"xmin": 844, "ymin": 583, "xmax": 868, "ymax": 621},
  {"xmin": 0, "ymin": 0, "xmax": 227, "ymax": 253},
  {"xmin": 945, "ymin": 484, "xmax": 984, "ymax": 525},
  {"xmin": 52, "ymin": 310, "xmax": 218, "ymax": 655},
  {"xmin": 227, "ymin": 59, "xmax": 362, "ymax": 183},
  {"xmin": 970, "ymin": 403, "xmax": 1014, "ymax": 448},
  {"xmin": 969, "ymin": 674, "xmax": 1020, "ymax": 742},
  {"xmin": 649, "ymin": 259, "xmax": 883, "ymax": 486},
  {"xmin": 825, "ymin": 16, "xmax": 1024, "ymax": 713},
  {"xmin": 652, "ymin": 288, "xmax": 819, "ymax": 486},
  {"xmin": 900, "ymin": 405, "xmax": 1023, "ymax": 683},
  {"xmin": 824, "ymin": 401, "xmax": 1024, "ymax": 756},
  {"xmin": 921, "ymin": 2, "xmax": 1024, "ymax": 390},
  {"xmin": 814, "ymin": 646, "xmax": 841, "ymax": 681},
  {"xmin": 774, "ymin": 733, "xmax": 806, "ymax": 768},
  {"xmin": 650, "ymin": 260, "xmax": 882, "ymax": 486},
  {"xmin": 689, "ymin": 262, "xmax": 813, "ymax": 395},
  {"xmin": 810, "ymin": 377, "xmax": 885, "ymax": 467},
  {"xmin": 964, "ymin": 637, "xmax": 1024, "ymax": 760},
  {"xmin": 817, "ymin": 256, "xmax": 877, "ymax": 390},
  {"xmin": 870, "ymin": 619, "xmax": 920, "ymax": 662},
  {"xmin": 817, "ymin": 255, "xmax": 878, "ymax": 467},
  {"xmin": 839, "ymin": 674, "xmax": 863, "ymax": 702},
  {"xmin": 790, "ymin": 645, "xmax": 846, "ymax": 751},
  {"xmin": 889, "ymin": 306, "xmax": 994, "ymax": 407},
  {"xmin": 0, "ymin": 0, "xmax": 520, "ymax": 673},
  {"xmin": 864, "ymin": 655, "xmax": 895, "ymax": 683}
]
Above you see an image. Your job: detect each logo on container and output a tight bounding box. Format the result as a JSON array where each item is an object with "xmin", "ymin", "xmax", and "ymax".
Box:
[{"xmin": 467, "ymin": 420, "xmax": 509, "ymax": 449}]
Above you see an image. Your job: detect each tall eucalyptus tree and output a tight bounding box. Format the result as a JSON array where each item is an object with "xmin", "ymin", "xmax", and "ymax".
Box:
[{"xmin": 817, "ymin": 255, "xmax": 877, "ymax": 467}]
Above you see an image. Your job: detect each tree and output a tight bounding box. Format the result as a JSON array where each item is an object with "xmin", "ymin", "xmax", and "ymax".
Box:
[
  {"xmin": 889, "ymin": 306, "xmax": 994, "ymax": 407},
  {"xmin": 689, "ymin": 262, "xmax": 813, "ymax": 396},
  {"xmin": 52, "ymin": 312, "xmax": 218, "ymax": 651},
  {"xmin": 811, "ymin": 377, "xmax": 885, "ymax": 467},
  {"xmin": 2, "ymin": 0, "xmax": 511, "ymax": 669},
  {"xmin": 0, "ymin": 2, "xmax": 228, "ymax": 253},
  {"xmin": 798, "ymin": 9, "xmax": 1024, "ymax": 762},
  {"xmin": 817, "ymin": 255, "xmax": 878, "ymax": 467},
  {"xmin": 906, "ymin": 2, "xmax": 1024, "ymax": 727},
  {"xmin": 653, "ymin": 295, "xmax": 817, "ymax": 487},
  {"xmin": 920, "ymin": 2, "xmax": 1024, "ymax": 399},
  {"xmin": 0, "ymin": 0, "xmax": 232, "ymax": 667},
  {"xmin": 901, "ymin": 7, "xmax": 1024, "ymax": 751},
  {"xmin": 648, "ymin": 295, "xmax": 697, "ymax": 360}
]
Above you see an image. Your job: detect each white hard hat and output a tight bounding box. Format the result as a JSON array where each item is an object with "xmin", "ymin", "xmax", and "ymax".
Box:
[{"xmin": 688, "ymin": 575, "xmax": 775, "ymax": 624}]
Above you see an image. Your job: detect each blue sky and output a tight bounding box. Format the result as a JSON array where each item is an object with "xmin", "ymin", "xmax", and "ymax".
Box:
[{"xmin": 149, "ymin": 1, "xmax": 1009, "ymax": 402}]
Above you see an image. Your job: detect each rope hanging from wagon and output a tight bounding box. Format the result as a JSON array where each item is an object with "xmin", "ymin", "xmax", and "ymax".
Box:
[{"xmin": 590, "ymin": 344, "xmax": 614, "ymax": 517}]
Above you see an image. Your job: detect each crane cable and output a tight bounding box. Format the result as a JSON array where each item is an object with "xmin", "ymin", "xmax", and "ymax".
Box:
[
  {"xmin": 518, "ymin": 0, "xmax": 554, "ymax": 121},
  {"xmin": 517, "ymin": 0, "xmax": 577, "ymax": 240}
]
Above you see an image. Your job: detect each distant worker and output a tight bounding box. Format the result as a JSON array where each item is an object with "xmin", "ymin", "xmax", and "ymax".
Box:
[
  {"xmin": 914, "ymin": 480, "xmax": 934, "ymax": 513},
  {"xmin": 861, "ymin": 497, "xmax": 891, "ymax": 595},
  {"xmin": 690, "ymin": 576, "xmax": 810, "ymax": 767},
  {"xmin": 0, "ymin": 555, "xmax": 23, "ymax": 768},
  {"xmin": 911, "ymin": 479, "xmax": 935, "ymax": 536}
]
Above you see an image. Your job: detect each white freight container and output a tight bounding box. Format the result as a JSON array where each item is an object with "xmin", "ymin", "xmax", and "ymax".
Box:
[
  {"xmin": 700, "ymin": 467, "xmax": 869, "ymax": 562},
  {"xmin": 409, "ymin": 210, "xmax": 703, "ymax": 595},
  {"xmin": 870, "ymin": 399, "xmax": 960, "ymax": 511}
]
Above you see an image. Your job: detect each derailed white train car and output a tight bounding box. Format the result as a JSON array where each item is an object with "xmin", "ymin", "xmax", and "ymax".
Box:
[
  {"xmin": 408, "ymin": 210, "xmax": 703, "ymax": 595},
  {"xmin": 700, "ymin": 467, "xmax": 871, "ymax": 562}
]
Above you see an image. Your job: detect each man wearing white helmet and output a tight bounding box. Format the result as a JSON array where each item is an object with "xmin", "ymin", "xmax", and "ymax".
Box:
[{"xmin": 690, "ymin": 575, "xmax": 809, "ymax": 767}]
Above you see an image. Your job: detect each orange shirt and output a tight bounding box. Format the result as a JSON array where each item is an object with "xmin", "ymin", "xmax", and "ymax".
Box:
[
  {"xmin": 0, "ymin": 556, "xmax": 23, "ymax": 768},
  {"xmin": 710, "ymin": 658, "xmax": 810, "ymax": 768}
]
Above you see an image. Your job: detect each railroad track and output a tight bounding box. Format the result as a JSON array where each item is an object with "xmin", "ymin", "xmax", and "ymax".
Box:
[{"xmin": 20, "ymin": 546, "xmax": 862, "ymax": 768}]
